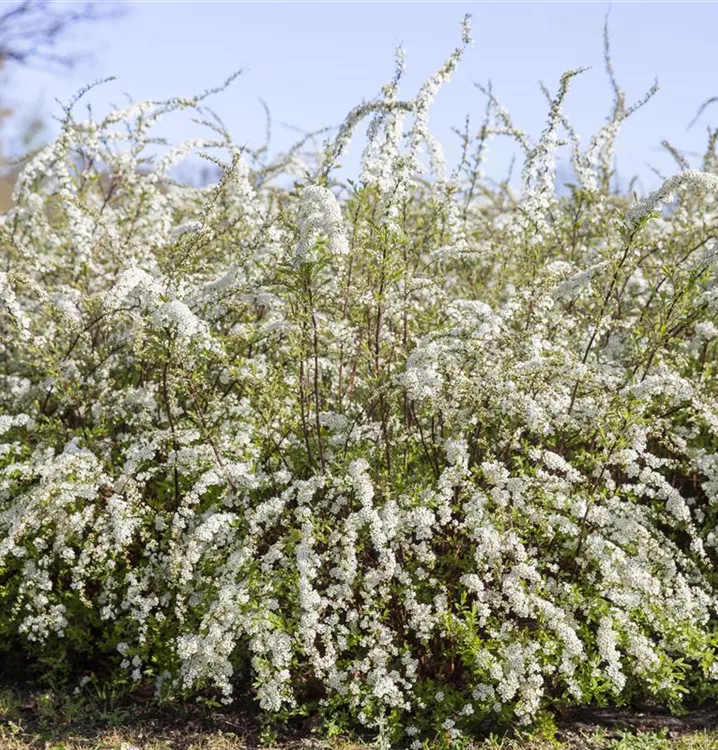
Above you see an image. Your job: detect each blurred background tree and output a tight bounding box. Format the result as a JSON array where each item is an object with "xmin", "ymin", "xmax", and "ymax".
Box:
[{"xmin": 0, "ymin": 1, "xmax": 123, "ymax": 209}]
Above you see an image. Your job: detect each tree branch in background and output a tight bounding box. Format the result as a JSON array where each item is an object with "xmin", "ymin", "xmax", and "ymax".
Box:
[{"xmin": 0, "ymin": 1, "xmax": 123, "ymax": 72}]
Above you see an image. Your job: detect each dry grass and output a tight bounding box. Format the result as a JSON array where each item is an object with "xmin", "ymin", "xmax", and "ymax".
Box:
[{"xmin": 5, "ymin": 726, "xmax": 718, "ymax": 750}]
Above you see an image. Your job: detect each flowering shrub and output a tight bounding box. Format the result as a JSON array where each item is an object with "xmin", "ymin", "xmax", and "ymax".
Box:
[{"xmin": 2, "ymin": 15, "xmax": 718, "ymax": 748}]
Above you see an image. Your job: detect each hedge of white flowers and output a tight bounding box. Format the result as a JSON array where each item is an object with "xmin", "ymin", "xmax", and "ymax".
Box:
[{"xmin": 2, "ymin": 15, "xmax": 718, "ymax": 748}]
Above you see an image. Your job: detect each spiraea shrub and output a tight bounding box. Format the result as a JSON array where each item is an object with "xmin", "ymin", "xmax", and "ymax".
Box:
[{"xmin": 2, "ymin": 15, "xmax": 718, "ymax": 748}]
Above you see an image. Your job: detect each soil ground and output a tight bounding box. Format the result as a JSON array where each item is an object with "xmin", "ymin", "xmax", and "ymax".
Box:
[{"xmin": 1, "ymin": 688, "xmax": 718, "ymax": 749}]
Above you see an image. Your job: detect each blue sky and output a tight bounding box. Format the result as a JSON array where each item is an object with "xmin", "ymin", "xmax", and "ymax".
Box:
[{"xmin": 3, "ymin": 1, "xmax": 718, "ymax": 194}]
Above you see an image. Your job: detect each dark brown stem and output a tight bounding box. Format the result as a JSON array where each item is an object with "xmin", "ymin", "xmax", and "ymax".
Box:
[{"xmin": 161, "ymin": 359, "xmax": 180, "ymax": 507}]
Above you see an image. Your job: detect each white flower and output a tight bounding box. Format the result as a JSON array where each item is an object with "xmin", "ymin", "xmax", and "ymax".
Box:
[{"xmin": 295, "ymin": 185, "xmax": 349, "ymax": 264}]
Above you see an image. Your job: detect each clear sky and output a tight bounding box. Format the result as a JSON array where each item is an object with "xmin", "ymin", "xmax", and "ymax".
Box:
[{"xmin": 3, "ymin": 1, "xmax": 718, "ymax": 194}]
